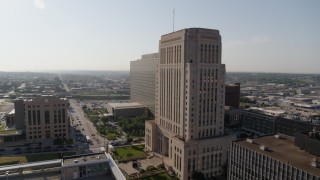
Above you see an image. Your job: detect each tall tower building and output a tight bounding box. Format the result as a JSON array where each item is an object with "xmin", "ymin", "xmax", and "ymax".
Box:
[
  {"xmin": 145, "ymin": 28, "xmax": 235, "ymax": 179},
  {"xmin": 130, "ymin": 53, "xmax": 159, "ymax": 115}
]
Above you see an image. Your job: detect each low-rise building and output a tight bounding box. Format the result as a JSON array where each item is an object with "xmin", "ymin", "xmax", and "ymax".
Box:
[
  {"xmin": 240, "ymin": 109, "xmax": 276, "ymax": 136},
  {"xmin": 106, "ymin": 102, "xmax": 146, "ymax": 117},
  {"xmin": 62, "ymin": 153, "xmax": 110, "ymax": 179},
  {"xmin": 225, "ymin": 83, "xmax": 240, "ymax": 108},
  {"xmin": 24, "ymin": 96, "xmax": 70, "ymax": 143},
  {"xmin": 275, "ymin": 117, "xmax": 320, "ymax": 137},
  {"xmin": 224, "ymin": 107, "xmax": 241, "ymax": 128},
  {"xmin": 228, "ymin": 135, "xmax": 320, "ymax": 180}
]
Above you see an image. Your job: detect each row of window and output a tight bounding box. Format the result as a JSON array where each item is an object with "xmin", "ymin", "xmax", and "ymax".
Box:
[
  {"xmin": 229, "ymin": 143, "xmax": 318, "ymax": 180},
  {"xmin": 26, "ymin": 104, "xmax": 66, "ymax": 108},
  {"xmin": 28, "ymin": 133, "xmax": 66, "ymax": 140},
  {"xmin": 200, "ymin": 44, "xmax": 220, "ymax": 64},
  {"xmin": 27, "ymin": 109, "xmax": 67, "ymax": 126},
  {"xmin": 159, "ymin": 45, "xmax": 182, "ymax": 64}
]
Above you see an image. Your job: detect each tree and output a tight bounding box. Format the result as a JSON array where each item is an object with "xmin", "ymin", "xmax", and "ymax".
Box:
[
  {"xmin": 127, "ymin": 136, "xmax": 133, "ymax": 143},
  {"xmin": 107, "ymin": 133, "xmax": 117, "ymax": 140},
  {"xmin": 240, "ymin": 97, "xmax": 251, "ymax": 103},
  {"xmin": 146, "ymin": 165, "xmax": 157, "ymax": 171}
]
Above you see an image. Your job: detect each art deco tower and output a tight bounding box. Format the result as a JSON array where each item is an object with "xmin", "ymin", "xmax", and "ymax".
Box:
[{"xmin": 145, "ymin": 28, "xmax": 234, "ymax": 179}]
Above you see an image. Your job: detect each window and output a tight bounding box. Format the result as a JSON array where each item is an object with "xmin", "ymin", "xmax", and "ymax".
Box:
[
  {"xmin": 28, "ymin": 110, "xmax": 32, "ymax": 125},
  {"xmin": 62, "ymin": 109, "xmax": 66, "ymax": 123},
  {"xmin": 45, "ymin": 111, "xmax": 50, "ymax": 124},
  {"xmin": 32, "ymin": 110, "xmax": 36, "ymax": 125},
  {"xmin": 37, "ymin": 110, "xmax": 41, "ymax": 125}
]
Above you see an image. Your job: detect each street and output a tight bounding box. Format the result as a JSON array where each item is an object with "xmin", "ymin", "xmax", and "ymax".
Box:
[{"xmin": 68, "ymin": 99, "xmax": 108, "ymax": 153}]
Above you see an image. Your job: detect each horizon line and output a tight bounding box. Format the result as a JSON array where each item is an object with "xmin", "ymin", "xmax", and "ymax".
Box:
[{"xmin": 0, "ymin": 70, "xmax": 319, "ymax": 75}]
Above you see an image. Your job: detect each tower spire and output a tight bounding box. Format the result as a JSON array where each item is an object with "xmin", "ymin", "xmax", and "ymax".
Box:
[{"xmin": 173, "ymin": 8, "xmax": 175, "ymax": 32}]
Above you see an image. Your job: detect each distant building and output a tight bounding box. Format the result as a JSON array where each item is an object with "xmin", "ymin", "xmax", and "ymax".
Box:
[
  {"xmin": 14, "ymin": 99, "xmax": 25, "ymax": 129},
  {"xmin": 224, "ymin": 107, "xmax": 241, "ymax": 128},
  {"xmin": 130, "ymin": 53, "xmax": 159, "ymax": 115},
  {"xmin": 145, "ymin": 28, "xmax": 235, "ymax": 179},
  {"xmin": 5, "ymin": 109, "xmax": 15, "ymax": 128},
  {"xmin": 240, "ymin": 108, "xmax": 320, "ymax": 138},
  {"xmin": 106, "ymin": 102, "xmax": 146, "ymax": 117},
  {"xmin": 228, "ymin": 134, "xmax": 320, "ymax": 180},
  {"xmin": 24, "ymin": 96, "xmax": 70, "ymax": 143},
  {"xmin": 295, "ymin": 129, "xmax": 320, "ymax": 157},
  {"xmin": 240, "ymin": 109, "xmax": 276, "ymax": 136},
  {"xmin": 225, "ymin": 83, "xmax": 240, "ymax": 108},
  {"xmin": 275, "ymin": 117, "xmax": 320, "ymax": 137},
  {"xmin": 296, "ymin": 88, "xmax": 311, "ymax": 95}
]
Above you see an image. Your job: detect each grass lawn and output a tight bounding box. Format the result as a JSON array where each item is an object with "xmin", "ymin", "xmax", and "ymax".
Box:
[
  {"xmin": 113, "ymin": 145, "xmax": 145, "ymax": 159},
  {"xmin": 0, "ymin": 156, "xmax": 28, "ymax": 166},
  {"xmin": 0, "ymin": 152, "xmax": 76, "ymax": 166},
  {"xmin": 139, "ymin": 173, "xmax": 179, "ymax": 180},
  {"xmin": 26, "ymin": 151, "xmax": 76, "ymax": 162},
  {"xmin": 0, "ymin": 130, "xmax": 17, "ymax": 134}
]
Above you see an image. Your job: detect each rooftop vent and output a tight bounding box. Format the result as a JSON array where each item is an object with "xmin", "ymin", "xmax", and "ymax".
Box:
[
  {"xmin": 259, "ymin": 145, "xmax": 268, "ymax": 151},
  {"xmin": 246, "ymin": 138, "xmax": 254, "ymax": 144},
  {"xmin": 311, "ymin": 158, "xmax": 320, "ymax": 168}
]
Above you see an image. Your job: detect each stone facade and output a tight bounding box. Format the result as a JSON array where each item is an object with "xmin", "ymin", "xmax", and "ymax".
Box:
[
  {"xmin": 145, "ymin": 28, "xmax": 235, "ymax": 179},
  {"xmin": 25, "ymin": 96, "xmax": 70, "ymax": 143}
]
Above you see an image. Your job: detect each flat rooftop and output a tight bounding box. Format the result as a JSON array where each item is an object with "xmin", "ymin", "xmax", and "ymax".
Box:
[
  {"xmin": 236, "ymin": 135, "xmax": 320, "ymax": 176},
  {"xmin": 107, "ymin": 102, "xmax": 144, "ymax": 108},
  {"xmin": 63, "ymin": 153, "xmax": 108, "ymax": 166}
]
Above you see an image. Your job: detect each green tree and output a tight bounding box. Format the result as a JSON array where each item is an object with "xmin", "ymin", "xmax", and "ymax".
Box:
[{"xmin": 107, "ymin": 133, "xmax": 117, "ymax": 140}]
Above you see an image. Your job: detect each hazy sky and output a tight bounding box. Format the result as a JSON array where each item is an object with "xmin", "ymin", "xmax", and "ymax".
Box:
[{"xmin": 0, "ymin": 1, "xmax": 319, "ymax": 73}]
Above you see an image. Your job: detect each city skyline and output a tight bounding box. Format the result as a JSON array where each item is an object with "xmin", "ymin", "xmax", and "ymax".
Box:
[{"xmin": 0, "ymin": 0, "xmax": 319, "ymax": 73}]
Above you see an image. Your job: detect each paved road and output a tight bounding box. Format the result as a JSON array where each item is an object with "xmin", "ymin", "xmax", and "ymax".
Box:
[
  {"xmin": 58, "ymin": 73, "xmax": 70, "ymax": 92},
  {"xmin": 69, "ymin": 99, "xmax": 108, "ymax": 153}
]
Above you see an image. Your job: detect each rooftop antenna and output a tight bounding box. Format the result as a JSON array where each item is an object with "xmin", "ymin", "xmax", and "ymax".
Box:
[{"xmin": 173, "ymin": 8, "xmax": 175, "ymax": 32}]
